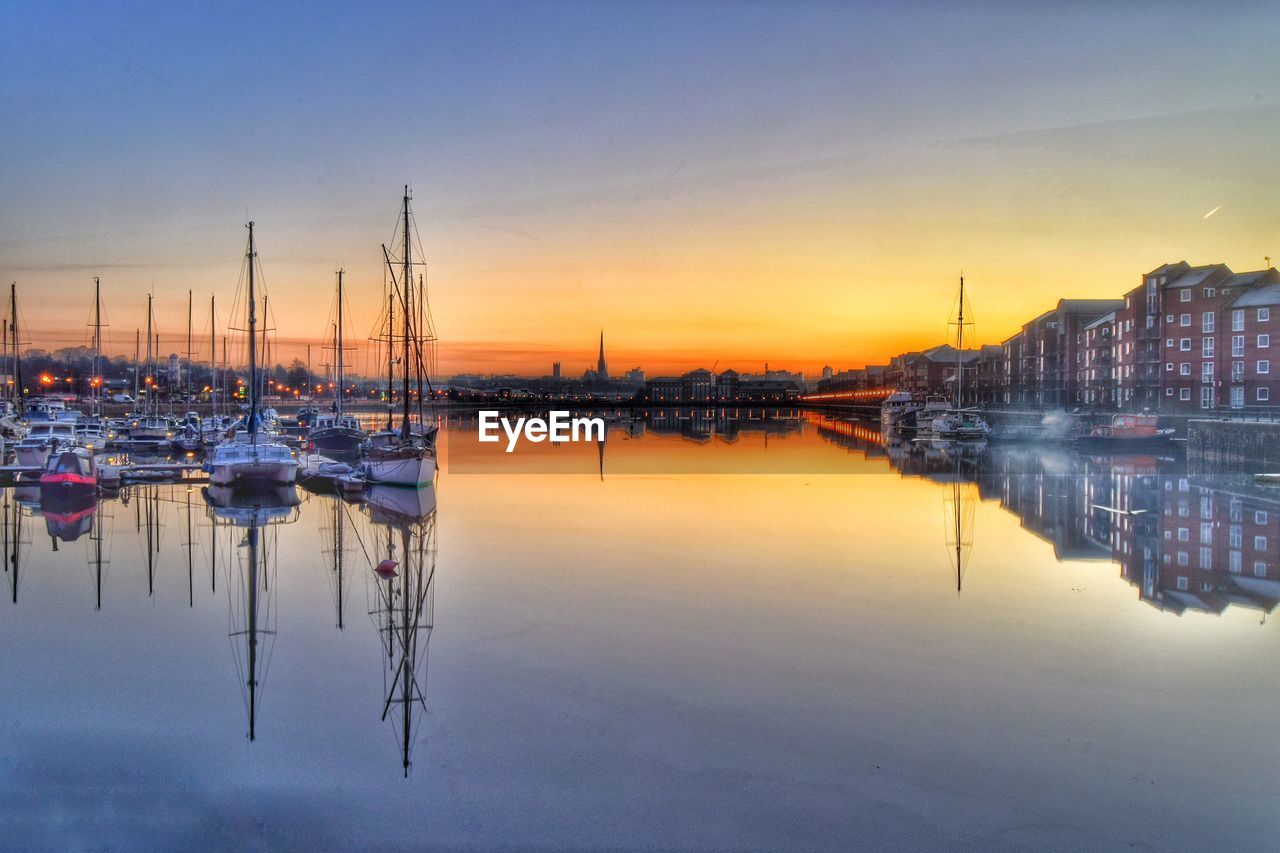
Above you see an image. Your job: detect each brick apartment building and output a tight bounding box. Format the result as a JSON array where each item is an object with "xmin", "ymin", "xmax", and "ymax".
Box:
[{"xmin": 877, "ymin": 260, "xmax": 1280, "ymax": 414}]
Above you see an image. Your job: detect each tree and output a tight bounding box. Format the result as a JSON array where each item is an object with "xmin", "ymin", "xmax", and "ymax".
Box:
[{"xmin": 285, "ymin": 359, "xmax": 309, "ymax": 391}]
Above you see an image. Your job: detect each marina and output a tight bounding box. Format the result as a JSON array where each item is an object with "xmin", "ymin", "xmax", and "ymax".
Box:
[{"xmin": 1, "ymin": 415, "xmax": 1278, "ymax": 848}]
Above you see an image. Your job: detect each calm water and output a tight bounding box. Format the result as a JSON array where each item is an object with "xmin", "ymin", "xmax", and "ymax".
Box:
[{"xmin": 2, "ymin": 410, "xmax": 1278, "ymax": 850}]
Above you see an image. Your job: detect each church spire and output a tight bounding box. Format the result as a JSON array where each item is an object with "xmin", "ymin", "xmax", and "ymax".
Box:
[{"xmin": 597, "ymin": 329, "xmax": 607, "ymax": 380}]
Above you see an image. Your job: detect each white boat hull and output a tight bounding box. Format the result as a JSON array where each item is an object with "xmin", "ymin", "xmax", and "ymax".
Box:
[
  {"xmin": 16, "ymin": 446, "xmax": 52, "ymax": 469},
  {"xmin": 207, "ymin": 441, "xmax": 299, "ymax": 487},
  {"xmin": 363, "ymin": 453, "xmax": 436, "ymax": 487},
  {"xmin": 209, "ymin": 460, "xmax": 298, "ymax": 487}
]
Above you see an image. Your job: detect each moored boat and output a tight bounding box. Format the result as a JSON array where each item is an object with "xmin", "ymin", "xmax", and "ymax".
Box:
[
  {"xmin": 880, "ymin": 390, "xmax": 924, "ymax": 435},
  {"xmin": 15, "ymin": 421, "xmax": 80, "ymax": 468},
  {"xmin": 1074, "ymin": 413, "xmax": 1175, "ymax": 451},
  {"xmin": 364, "ymin": 187, "xmax": 437, "ymax": 488},
  {"xmin": 39, "ymin": 446, "xmax": 97, "ymax": 495},
  {"xmin": 926, "ymin": 276, "xmax": 990, "ymax": 444},
  {"xmin": 206, "ymin": 222, "xmax": 299, "ymax": 489}
]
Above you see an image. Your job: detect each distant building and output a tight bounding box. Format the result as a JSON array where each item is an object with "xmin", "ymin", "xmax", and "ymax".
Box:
[
  {"xmin": 625, "ymin": 367, "xmax": 645, "ymax": 383},
  {"xmin": 643, "ymin": 368, "xmax": 799, "ymax": 404},
  {"xmin": 552, "ymin": 361, "xmax": 561, "ymax": 380},
  {"xmin": 167, "ymin": 353, "xmax": 180, "ymax": 387},
  {"xmin": 822, "ymin": 365, "xmax": 833, "ymax": 380}
]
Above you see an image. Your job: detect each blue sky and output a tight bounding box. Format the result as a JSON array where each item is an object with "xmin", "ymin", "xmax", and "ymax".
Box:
[{"xmin": 3, "ymin": 2, "xmax": 1279, "ymax": 372}]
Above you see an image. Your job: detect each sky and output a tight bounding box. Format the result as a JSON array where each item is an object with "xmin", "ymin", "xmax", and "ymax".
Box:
[{"xmin": 3, "ymin": 1, "xmax": 1280, "ymax": 377}]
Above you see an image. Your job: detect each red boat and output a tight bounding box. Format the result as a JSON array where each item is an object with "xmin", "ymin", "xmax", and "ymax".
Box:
[
  {"xmin": 1075, "ymin": 413, "xmax": 1176, "ymax": 451},
  {"xmin": 39, "ymin": 447, "xmax": 98, "ymax": 495}
]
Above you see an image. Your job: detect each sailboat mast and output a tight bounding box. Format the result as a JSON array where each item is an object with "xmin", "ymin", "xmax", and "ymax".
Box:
[
  {"xmin": 186, "ymin": 289, "xmax": 193, "ymax": 411},
  {"xmin": 93, "ymin": 277, "xmax": 102, "ymax": 412},
  {"xmin": 246, "ymin": 222, "xmax": 258, "ymax": 443},
  {"xmin": 261, "ymin": 295, "xmax": 269, "ymax": 405},
  {"xmin": 145, "ymin": 295, "xmax": 154, "ymax": 415},
  {"xmin": 9, "ymin": 284, "xmax": 20, "ymax": 410},
  {"xmin": 210, "ymin": 295, "xmax": 217, "ymax": 420},
  {"xmin": 956, "ymin": 276, "xmax": 965, "ymax": 409},
  {"xmin": 133, "ymin": 330, "xmax": 140, "ymax": 401},
  {"xmin": 401, "ymin": 186, "xmax": 412, "ymax": 437},
  {"xmin": 336, "ymin": 268, "xmax": 345, "ymax": 417},
  {"xmin": 386, "ymin": 290, "xmax": 395, "ymax": 431}
]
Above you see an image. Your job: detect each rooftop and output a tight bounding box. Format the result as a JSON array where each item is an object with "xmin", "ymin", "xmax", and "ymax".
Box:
[
  {"xmin": 1231, "ymin": 284, "xmax": 1280, "ymax": 308},
  {"xmin": 1163, "ymin": 263, "xmax": 1228, "ymax": 290}
]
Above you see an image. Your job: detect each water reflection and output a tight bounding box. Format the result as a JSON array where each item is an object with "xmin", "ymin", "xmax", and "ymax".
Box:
[
  {"xmin": 364, "ymin": 486, "xmax": 437, "ymax": 777},
  {"xmin": 806, "ymin": 412, "xmax": 1280, "ymax": 616},
  {"xmin": 206, "ymin": 487, "xmax": 297, "ymax": 742},
  {"xmin": 3, "ymin": 411, "xmax": 1280, "ymax": 845}
]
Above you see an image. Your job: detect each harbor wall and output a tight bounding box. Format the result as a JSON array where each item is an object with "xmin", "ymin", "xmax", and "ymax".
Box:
[{"xmin": 1187, "ymin": 419, "xmax": 1280, "ymax": 471}]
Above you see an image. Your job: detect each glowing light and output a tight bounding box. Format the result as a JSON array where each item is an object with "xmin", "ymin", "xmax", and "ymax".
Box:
[{"xmin": 1202, "ymin": 205, "xmax": 1222, "ymax": 220}]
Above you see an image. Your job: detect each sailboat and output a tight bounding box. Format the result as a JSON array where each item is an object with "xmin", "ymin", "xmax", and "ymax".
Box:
[
  {"xmin": 927, "ymin": 276, "xmax": 991, "ymax": 442},
  {"xmin": 207, "ymin": 222, "xmax": 299, "ymax": 488},
  {"xmin": 308, "ymin": 269, "xmax": 365, "ymax": 455},
  {"xmin": 130, "ymin": 294, "xmax": 175, "ymax": 449},
  {"xmin": 364, "ymin": 187, "xmax": 437, "ymax": 488}
]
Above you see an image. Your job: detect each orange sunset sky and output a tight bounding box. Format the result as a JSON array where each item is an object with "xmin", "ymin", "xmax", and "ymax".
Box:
[{"xmin": 3, "ymin": 4, "xmax": 1279, "ymax": 377}]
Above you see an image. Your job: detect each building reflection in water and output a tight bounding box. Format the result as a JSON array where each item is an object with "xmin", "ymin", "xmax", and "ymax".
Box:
[
  {"xmin": 809, "ymin": 411, "xmax": 1280, "ymax": 616},
  {"xmin": 363, "ymin": 485, "xmax": 438, "ymax": 777}
]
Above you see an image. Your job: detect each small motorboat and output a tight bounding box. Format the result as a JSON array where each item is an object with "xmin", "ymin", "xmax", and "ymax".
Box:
[
  {"xmin": 298, "ymin": 453, "xmax": 357, "ymax": 492},
  {"xmin": 1074, "ymin": 413, "xmax": 1175, "ymax": 451},
  {"xmin": 39, "ymin": 447, "xmax": 97, "ymax": 495},
  {"xmin": 336, "ymin": 471, "xmax": 365, "ymax": 495}
]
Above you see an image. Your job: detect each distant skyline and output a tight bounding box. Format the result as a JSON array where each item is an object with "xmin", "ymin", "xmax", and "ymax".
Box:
[{"xmin": 4, "ymin": 2, "xmax": 1280, "ymax": 375}]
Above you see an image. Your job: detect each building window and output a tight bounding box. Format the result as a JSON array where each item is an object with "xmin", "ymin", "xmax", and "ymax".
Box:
[
  {"xmin": 1180, "ymin": 362, "xmax": 1191, "ymax": 376},
  {"xmin": 1200, "ymin": 521, "xmax": 1213, "ymax": 542},
  {"xmin": 1166, "ymin": 339, "xmax": 1174, "ymax": 348},
  {"xmin": 1203, "ymin": 337, "xmax": 1215, "ymax": 358},
  {"xmin": 1261, "ymin": 308, "xmax": 1272, "ymax": 322},
  {"xmin": 1256, "ymin": 536, "xmax": 1268, "ymax": 550},
  {"xmin": 1202, "ymin": 362, "xmax": 1214, "ymax": 382},
  {"xmin": 1260, "ymin": 334, "xmax": 1271, "ymax": 348},
  {"xmin": 1180, "ymin": 313, "xmax": 1191, "ymax": 326},
  {"xmin": 1230, "ymin": 551, "xmax": 1242, "ymax": 573},
  {"xmin": 1256, "ymin": 562, "xmax": 1268, "ymax": 577},
  {"xmin": 1181, "ymin": 289, "xmax": 1192, "ymax": 302},
  {"xmin": 1166, "ymin": 314, "xmax": 1174, "ymax": 324},
  {"xmin": 1257, "ymin": 511, "xmax": 1269, "ymax": 525},
  {"xmin": 1166, "ymin": 388, "xmax": 1173, "ymax": 396},
  {"xmin": 1180, "ymin": 388, "xmax": 1191, "ymax": 401},
  {"xmin": 1260, "ymin": 388, "xmax": 1271, "ymax": 402},
  {"xmin": 1203, "ymin": 312, "xmax": 1215, "ymax": 332},
  {"xmin": 1204, "ymin": 287, "xmax": 1216, "ymax": 298},
  {"xmin": 1233, "ymin": 309, "xmax": 1245, "ymax": 331},
  {"xmin": 1231, "ymin": 525, "xmax": 1243, "ymax": 547},
  {"xmin": 1200, "ymin": 547, "xmax": 1212, "ymax": 569},
  {"xmin": 1180, "ymin": 338, "xmax": 1191, "ymax": 351},
  {"xmin": 1233, "ymin": 335, "xmax": 1245, "ymax": 357},
  {"xmin": 1259, "ymin": 360, "xmax": 1271, "ymax": 374},
  {"xmin": 1201, "ymin": 387, "xmax": 1214, "ymax": 409},
  {"xmin": 1231, "ymin": 386, "xmax": 1244, "ymax": 408},
  {"xmin": 1178, "ymin": 527, "xmax": 1189, "ymax": 541},
  {"xmin": 1165, "ymin": 362, "xmax": 1173, "ymax": 372}
]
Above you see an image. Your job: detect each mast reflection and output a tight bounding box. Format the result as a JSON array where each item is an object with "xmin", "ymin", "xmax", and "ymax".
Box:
[
  {"xmin": 204, "ymin": 484, "xmax": 300, "ymax": 742},
  {"xmin": 363, "ymin": 484, "xmax": 437, "ymax": 777}
]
